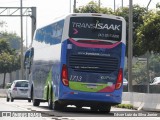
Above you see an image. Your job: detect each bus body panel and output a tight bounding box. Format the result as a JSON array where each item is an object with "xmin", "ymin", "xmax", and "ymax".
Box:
[
  {"xmin": 31, "ymin": 20, "xmax": 64, "ymax": 100},
  {"xmin": 58, "ymin": 39, "xmax": 125, "ymax": 105},
  {"xmin": 28, "ymin": 13, "xmax": 126, "ymax": 109}
]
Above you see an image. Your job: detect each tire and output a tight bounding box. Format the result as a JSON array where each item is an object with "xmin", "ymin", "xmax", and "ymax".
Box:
[
  {"xmin": 53, "ymin": 101, "xmax": 64, "ymax": 110},
  {"xmin": 28, "ymin": 99, "xmax": 31, "ymax": 102},
  {"xmin": 98, "ymin": 105, "xmax": 111, "ymax": 113},
  {"xmin": 33, "ymin": 99, "xmax": 40, "ymax": 106},
  {"xmin": 32, "ymin": 88, "xmax": 40, "ymax": 106},
  {"xmin": 48, "ymin": 89, "xmax": 53, "ymax": 110},
  {"xmin": 91, "ymin": 106, "xmax": 98, "ymax": 112},
  {"xmin": 11, "ymin": 97, "xmax": 14, "ymax": 102},
  {"xmin": 76, "ymin": 105, "xmax": 82, "ymax": 109},
  {"xmin": 6, "ymin": 97, "xmax": 10, "ymax": 102}
]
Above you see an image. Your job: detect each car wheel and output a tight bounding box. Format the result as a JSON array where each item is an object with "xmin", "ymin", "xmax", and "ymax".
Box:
[
  {"xmin": 6, "ymin": 97, "xmax": 10, "ymax": 102},
  {"xmin": 11, "ymin": 97, "xmax": 14, "ymax": 102},
  {"xmin": 28, "ymin": 99, "xmax": 31, "ymax": 102}
]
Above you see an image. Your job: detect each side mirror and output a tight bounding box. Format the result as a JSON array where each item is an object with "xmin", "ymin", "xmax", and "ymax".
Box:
[{"xmin": 5, "ymin": 83, "xmax": 12, "ymax": 89}]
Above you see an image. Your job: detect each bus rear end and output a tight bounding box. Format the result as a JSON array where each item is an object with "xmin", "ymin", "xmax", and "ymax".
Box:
[{"xmin": 59, "ymin": 13, "xmax": 126, "ymax": 112}]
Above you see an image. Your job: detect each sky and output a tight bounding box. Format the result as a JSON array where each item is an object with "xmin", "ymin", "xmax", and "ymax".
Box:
[{"xmin": 0, "ymin": 0, "xmax": 159, "ymax": 47}]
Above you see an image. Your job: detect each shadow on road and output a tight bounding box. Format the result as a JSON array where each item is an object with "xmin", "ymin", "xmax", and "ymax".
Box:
[{"xmin": 34, "ymin": 105, "xmax": 114, "ymax": 117}]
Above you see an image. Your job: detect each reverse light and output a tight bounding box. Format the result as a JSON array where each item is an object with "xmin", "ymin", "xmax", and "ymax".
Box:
[
  {"xmin": 61, "ymin": 64, "xmax": 69, "ymax": 86},
  {"xmin": 115, "ymin": 68, "xmax": 123, "ymax": 89}
]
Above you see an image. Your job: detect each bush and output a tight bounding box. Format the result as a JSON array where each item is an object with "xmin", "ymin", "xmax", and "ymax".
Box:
[{"xmin": 115, "ymin": 104, "xmax": 134, "ymax": 109}]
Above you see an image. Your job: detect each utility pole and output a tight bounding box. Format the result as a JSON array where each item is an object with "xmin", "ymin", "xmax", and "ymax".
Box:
[
  {"xmin": 146, "ymin": 0, "xmax": 152, "ymax": 93},
  {"xmin": 98, "ymin": 0, "xmax": 101, "ymax": 12},
  {"xmin": 0, "ymin": 7, "xmax": 36, "ymax": 80},
  {"xmin": 73, "ymin": 0, "xmax": 76, "ymax": 13},
  {"xmin": 122, "ymin": 0, "xmax": 123, "ymax": 8},
  {"xmin": 20, "ymin": 0, "xmax": 24, "ymax": 80},
  {"xmin": 114, "ymin": 0, "xmax": 116, "ymax": 12},
  {"xmin": 70, "ymin": 0, "xmax": 72, "ymax": 13},
  {"xmin": 128, "ymin": 0, "xmax": 133, "ymax": 92}
]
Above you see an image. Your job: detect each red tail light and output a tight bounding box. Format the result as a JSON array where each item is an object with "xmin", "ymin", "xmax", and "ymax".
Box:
[
  {"xmin": 61, "ymin": 64, "xmax": 69, "ymax": 86},
  {"xmin": 115, "ymin": 68, "xmax": 123, "ymax": 89},
  {"xmin": 13, "ymin": 87, "xmax": 17, "ymax": 91}
]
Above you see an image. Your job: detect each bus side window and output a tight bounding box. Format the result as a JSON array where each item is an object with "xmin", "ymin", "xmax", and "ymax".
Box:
[{"xmin": 24, "ymin": 47, "xmax": 34, "ymax": 70}]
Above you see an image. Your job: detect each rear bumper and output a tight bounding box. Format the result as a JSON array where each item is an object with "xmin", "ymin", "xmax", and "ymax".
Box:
[
  {"xmin": 58, "ymin": 99, "xmax": 119, "ymax": 107},
  {"xmin": 59, "ymin": 87, "xmax": 122, "ymax": 106},
  {"xmin": 11, "ymin": 97, "xmax": 30, "ymax": 100},
  {"xmin": 12, "ymin": 94, "xmax": 28, "ymax": 99}
]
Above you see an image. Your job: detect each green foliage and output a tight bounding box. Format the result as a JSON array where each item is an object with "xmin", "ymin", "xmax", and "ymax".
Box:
[
  {"xmin": 115, "ymin": 5, "xmax": 147, "ymax": 57},
  {"xmin": 0, "ymin": 39, "xmax": 20, "ymax": 88},
  {"xmin": 136, "ymin": 10, "xmax": 160, "ymax": 54},
  {"xmin": 132, "ymin": 61, "xmax": 148, "ymax": 84},
  {"xmin": 0, "ymin": 32, "xmax": 20, "ymax": 50},
  {"xmin": 75, "ymin": 1, "xmax": 113, "ymax": 14},
  {"xmin": 149, "ymin": 55, "xmax": 160, "ymax": 76},
  {"xmin": 115, "ymin": 104, "xmax": 134, "ymax": 109},
  {"xmin": 75, "ymin": 2, "xmax": 149, "ymax": 57}
]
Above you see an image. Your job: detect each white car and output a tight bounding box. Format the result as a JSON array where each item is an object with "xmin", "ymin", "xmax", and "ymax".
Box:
[
  {"xmin": 150, "ymin": 77, "xmax": 160, "ymax": 85},
  {"xmin": 6, "ymin": 80, "xmax": 31, "ymax": 102},
  {"xmin": 123, "ymin": 78, "xmax": 128, "ymax": 86}
]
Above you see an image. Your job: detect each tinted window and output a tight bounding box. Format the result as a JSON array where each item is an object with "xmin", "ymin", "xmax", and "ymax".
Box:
[
  {"xmin": 15, "ymin": 81, "xmax": 28, "ymax": 87},
  {"xmin": 69, "ymin": 17, "xmax": 122, "ymax": 41}
]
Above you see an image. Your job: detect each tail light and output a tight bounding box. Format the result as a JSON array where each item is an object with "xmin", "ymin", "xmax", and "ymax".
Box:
[
  {"xmin": 115, "ymin": 68, "xmax": 123, "ymax": 89},
  {"xmin": 13, "ymin": 87, "xmax": 17, "ymax": 91},
  {"xmin": 61, "ymin": 64, "xmax": 69, "ymax": 86}
]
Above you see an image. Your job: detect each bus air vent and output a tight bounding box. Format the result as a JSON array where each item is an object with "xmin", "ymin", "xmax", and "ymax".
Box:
[{"xmin": 68, "ymin": 54, "xmax": 119, "ymax": 73}]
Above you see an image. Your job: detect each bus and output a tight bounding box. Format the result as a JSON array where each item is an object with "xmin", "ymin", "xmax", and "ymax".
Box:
[{"xmin": 25, "ymin": 13, "xmax": 126, "ymax": 113}]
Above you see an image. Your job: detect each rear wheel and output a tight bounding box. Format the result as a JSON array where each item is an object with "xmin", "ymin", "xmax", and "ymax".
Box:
[
  {"xmin": 33, "ymin": 99, "xmax": 40, "ymax": 106},
  {"xmin": 32, "ymin": 89, "xmax": 40, "ymax": 106},
  {"xmin": 91, "ymin": 106, "xmax": 98, "ymax": 112},
  {"xmin": 98, "ymin": 105, "xmax": 111, "ymax": 113},
  {"xmin": 53, "ymin": 101, "xmax": 64, "ymax": 110},
  {"xmin": 76, "ymin": 105, "xmax": 82, "ymax": 109}
]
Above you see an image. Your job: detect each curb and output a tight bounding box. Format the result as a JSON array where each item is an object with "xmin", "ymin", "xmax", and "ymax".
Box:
[{"xmin": 122, "ymin": 92, "xmax": 160, "ymax": 111}]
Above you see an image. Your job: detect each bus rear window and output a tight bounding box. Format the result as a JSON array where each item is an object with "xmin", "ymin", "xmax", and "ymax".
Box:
[{"xmin": 69, "ymin": 17, "xmax": 122, "ymax": 41}]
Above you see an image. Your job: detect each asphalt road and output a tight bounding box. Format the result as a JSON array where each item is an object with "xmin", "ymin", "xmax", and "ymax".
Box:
[{"xmin": 0, "ymin": 98, "xmax": 160, "ymax": 120}]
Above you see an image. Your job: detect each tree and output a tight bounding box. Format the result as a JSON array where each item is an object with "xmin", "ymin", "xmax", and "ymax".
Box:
[
  {"xmin": 75, "ymin": 1, "xmax": 113, "ymax": 14},
  {"xmin": 0, "ymin": 32, "xmax": 20, "ymax": 50},
  {"xmin": 75, "ymin": 2, "xmax": 148, "ymax": 57},
  {"xmin": 136, "ymin": 10, "xmax": 160, "ymax": 54},
  {"xmin": 0, "ymin": 21, "xmax": 6, "ymax": 28},
  {"xmin": 115, "ymin": 5, "xmax": 147, "ymax": 56},
  {"xmin": 0, "ymin": 39, "xmax": 20, "ymax": 88}
]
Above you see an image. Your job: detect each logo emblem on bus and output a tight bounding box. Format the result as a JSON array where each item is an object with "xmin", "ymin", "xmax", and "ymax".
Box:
[{"xmin": 73, "ymin": 28, "xmax": 78, "ymax": 34}]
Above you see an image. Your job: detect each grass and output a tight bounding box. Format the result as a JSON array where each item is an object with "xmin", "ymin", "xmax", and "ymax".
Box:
[{"xmin": 115, "ymin": 104, "xmax": 134, "ymax": 109}]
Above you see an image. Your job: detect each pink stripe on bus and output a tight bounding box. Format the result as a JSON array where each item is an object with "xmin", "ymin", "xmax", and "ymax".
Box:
[{"xmin": 69, "ymin": 38, "xmax": 121, "ymax": 49}]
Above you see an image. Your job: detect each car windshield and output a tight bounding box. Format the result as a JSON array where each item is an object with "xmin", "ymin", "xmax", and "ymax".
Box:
[{"xmin": 15, "ymin": 81, "xmax": 28, "ymax": 87}]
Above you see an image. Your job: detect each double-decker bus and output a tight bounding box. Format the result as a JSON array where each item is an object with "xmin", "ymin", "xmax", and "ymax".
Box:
[{"xmin": 25, "ymin": 13, "xmax": 126, "ymax": 113}]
